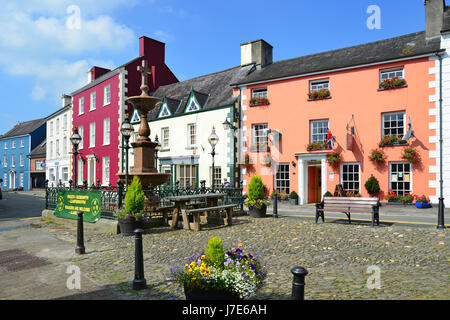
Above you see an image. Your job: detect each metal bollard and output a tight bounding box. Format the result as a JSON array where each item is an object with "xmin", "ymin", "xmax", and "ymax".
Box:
[
  {"xmin": 291, "ymin": 266, "xmax": 308, "ymax": 300},
  {"xmin": 75, "ymin": 211, "xmax": 85, "ymax": 254},
  {"xmin": 273, "ymin": 193, "xmax": 278, "ymax": 218},
  {"xmin": 132, "ymin": 228, "xmax": 147, "ymax": 290}
]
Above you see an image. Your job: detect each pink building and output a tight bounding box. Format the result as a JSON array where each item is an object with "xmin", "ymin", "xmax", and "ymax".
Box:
[{"xmin": 70, "ymin": 37, "xmax": 178, "ymax": 187}]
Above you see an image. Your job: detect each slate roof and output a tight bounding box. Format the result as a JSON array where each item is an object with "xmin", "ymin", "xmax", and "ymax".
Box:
[
  {"xmin": 28, "ymin": 140, "xmax": 46, "ymax": 158},
  {"xmin": 232, "ymin": 31, "xmax": 443, "ymax": 86},
  {"xmin": 147, "ymin": 65, "xmax": 253, "ymax": 120},
  {"xmin": 1, "ymin": 118, "xmax": 46, "ymax": 139}
]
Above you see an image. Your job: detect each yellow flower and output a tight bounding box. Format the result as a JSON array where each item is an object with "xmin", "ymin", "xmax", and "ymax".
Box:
[{"xmin": 185, "ymin": 263, "xmax": 189, "ymax": 268}]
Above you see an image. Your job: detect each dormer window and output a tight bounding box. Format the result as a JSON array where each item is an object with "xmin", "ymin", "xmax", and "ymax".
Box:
[
  {"xmin": 186, "ymin": 99, "xmax": 199, "ymax": 112},
  {"xmin": 159, "ymin": 102, "xmax": 171, "ymax": 118}
]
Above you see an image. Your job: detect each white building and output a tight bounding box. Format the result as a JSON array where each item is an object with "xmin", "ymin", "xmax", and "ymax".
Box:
[
  {"xmin": 45, "ymin": 95, "xmax": 73, "ymax": 187},
  {"xmin": 130, "ymin": 66, "xmax": 252, "ymax": 189}
]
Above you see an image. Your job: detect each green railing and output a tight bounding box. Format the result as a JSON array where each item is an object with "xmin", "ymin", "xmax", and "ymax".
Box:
[{"xmin": 45, "ymin": 179, "xmax": 244, "ymax": 221}]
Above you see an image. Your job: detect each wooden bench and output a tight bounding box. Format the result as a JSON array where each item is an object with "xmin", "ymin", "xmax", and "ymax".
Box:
[
  {"xmin": 151, "ymin": 205, "xmax": 175, "ymax": 225},
  {"xmin": 183, "ymin": 204, "xmax": 236, "ymax": 231},
  {"xmin": 315, "ymin": 197, "xmax": 380, "ymax": 227}
]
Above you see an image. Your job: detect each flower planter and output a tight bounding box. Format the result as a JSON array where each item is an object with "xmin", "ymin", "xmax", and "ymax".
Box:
[
  {"xmin": 289, "ymin": 198, "xmax": 298, "ymax": 205},
  {"xmin": 415, "ymin": 202, "xmax": 430, "ymax": 209},
  {"xmin": 248, "ymin": 204, "xmax": 267, "ymax": 218},
  {"xmin": 118, "ymin": 218, "xmax": 144, "ymax": 236},
  {"xmin": 184, "ymin": 283, "xmax": 241, "ymax": 300}
]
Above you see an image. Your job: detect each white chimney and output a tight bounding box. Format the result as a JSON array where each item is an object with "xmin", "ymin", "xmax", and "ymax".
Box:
[{"xmin": 240, "ymin": 39, "xmax": 273, "ymax": 69}]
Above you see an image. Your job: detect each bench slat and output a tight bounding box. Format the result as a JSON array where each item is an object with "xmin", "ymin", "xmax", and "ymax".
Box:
[
  {"xmin": 323, "ymin": 204, "xmax": 376, "ymax": 209},
  {"xmin": 186, "ymin": 204, "xmax": 236, "ymax": 214},
  {"xmin": 324, "ymin": 199, "xmax": 378, "ymax": 204}
]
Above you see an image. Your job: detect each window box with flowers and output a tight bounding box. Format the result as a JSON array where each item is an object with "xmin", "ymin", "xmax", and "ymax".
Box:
[
  {"xmin": 307, "ymin": 141, "xmax": 330, "ymax": 151},
  {"xmin": 385, "ymin": 189, "xmax": 402, "ymax": 204},
  {"xmin": 402, "ymin": 146, "xmax": 420, "ymax": 164},
  {"xmin": 378, "ymin": 77, "xmax": 407, "ymax": 90},
  {"xmin": 369, "ymin": 148, "xmax": 386, "ymax": 164},
  {"xmin": 250, "ymin": 143, "xmax": 270, "ymax": 153},
  {"xmin": 249, "ymin": 97, "xmax": 270, "ymax": 106},
  {"xmin": 326, "ymin": 150, "xmax": 341, "ymax": 168},
  {"xmin": 379, "ymin": 135, "xmax": 408, "ymax": 147},
  {"xmin": 307, "ymin": 89, "xmax": 331, "ymax": 101}
]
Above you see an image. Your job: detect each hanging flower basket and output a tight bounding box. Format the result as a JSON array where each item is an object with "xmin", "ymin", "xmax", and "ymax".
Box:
[
  {"xmin": 369, "ymin": 148, "xmax": 386, "ymax": 164},
  {"xmin": 326, "ymin": 150, "xmax": 341, "ymax": 168},
  {"xmin": 402, "ymin": 146, "xmax": 420, "ymax": 163}
]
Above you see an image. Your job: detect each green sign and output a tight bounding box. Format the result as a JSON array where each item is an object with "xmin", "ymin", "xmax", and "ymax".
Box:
[{"xmin": 54, "ymin": 190, "xmax": 102, "ymax": 223}]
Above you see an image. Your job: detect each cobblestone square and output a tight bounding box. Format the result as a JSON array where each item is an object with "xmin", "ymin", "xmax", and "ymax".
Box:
[{"xmin": 46, "ymin": 216, "xmax": 449, "ymax": 300}]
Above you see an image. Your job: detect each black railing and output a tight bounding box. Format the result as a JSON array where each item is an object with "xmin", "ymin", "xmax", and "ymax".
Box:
[{"xmin": 45, "ymin": 179, "xmax": 244, "ymax": 221}]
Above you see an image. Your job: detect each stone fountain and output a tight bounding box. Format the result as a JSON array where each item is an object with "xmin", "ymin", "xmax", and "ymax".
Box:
[{"xmin": 118, "ymin": 60, "xmax": 170, "ymax": 192}]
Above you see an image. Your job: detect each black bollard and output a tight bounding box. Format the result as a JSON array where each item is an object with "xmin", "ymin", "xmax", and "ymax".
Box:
[
  {"xmin": 132, "ymin": 228, "xmax": 147, "ymax": 290},
  {"xmin": 273, "ymin": 193, "xmax": 278, "ymax": 218},
  {"xmin": 291, "ymin": 266, "xmax": 308, "ymax": 300},
  {"xmin": 75, "ymin": 211, "xmax": 85, "ymax": 254}
]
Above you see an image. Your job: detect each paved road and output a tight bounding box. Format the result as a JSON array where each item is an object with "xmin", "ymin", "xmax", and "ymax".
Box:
[
  {"xmin": 268, "ymin": 202, "xmax": 450, "ymax": 228},
  {"xmin": 0, "ymin": 191, "xmax": 45, "ymax": 221}
]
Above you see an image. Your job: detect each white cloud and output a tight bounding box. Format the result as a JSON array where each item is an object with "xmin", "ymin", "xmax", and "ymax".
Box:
[
  {"xmin": 153, "ymin": 30, "xmax": 175, "ymax": 43},
  {"xmin": 0, "ymin": 0, "xmax": 137, "ymax": 103}
]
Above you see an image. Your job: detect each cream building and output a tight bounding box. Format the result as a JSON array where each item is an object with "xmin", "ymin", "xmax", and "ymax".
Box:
[{"xmin": 45, "ymin": 95, "xmax": 73, "ymax": 187}]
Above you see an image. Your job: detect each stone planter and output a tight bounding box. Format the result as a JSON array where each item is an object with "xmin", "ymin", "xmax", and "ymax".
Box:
[
  {"xmin": 118, "ymin": 217, "xmax": 144, "ymax": 236},
  {"xmin": 248, "ymin": 204, "xmax": 267, "ymax": 218},
  {"xmin": 289, "ymin": 198, "xmax": 298, "ymax": 205},
  {"xmin": 184, "ymin": 283, "xmax": 241, "ymax": 300}
]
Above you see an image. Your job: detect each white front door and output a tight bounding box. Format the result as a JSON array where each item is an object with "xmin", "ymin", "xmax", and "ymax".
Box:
[
  {"xmin": 9, "ymin": 172, "xmax": 15, "ymax": 189},
  {"xmin": 88, "ymin": 158, "xmax": 96, "ymax": 186}
]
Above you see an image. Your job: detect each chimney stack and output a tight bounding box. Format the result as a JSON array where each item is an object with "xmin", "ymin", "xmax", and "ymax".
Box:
[
  {"xmin": 425, "ymin": 0, "xmax": 445, "ymax": 39},
  {"xmin": 61, "ymin": 94, "xmax": 72, "ymax": 108},
  {"xmin": 240, "ymin": 39, "xmax": 273, "ymax": 69}
]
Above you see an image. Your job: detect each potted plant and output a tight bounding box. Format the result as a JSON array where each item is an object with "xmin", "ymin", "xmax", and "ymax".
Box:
[
  {"xmin": 369, "ymin": 148, "xmax": 386, "ymax": 164},
  {"xmin": 379, "ymin": 135, "xmax": 407, "ymax": 147},
  {"xmin": 326, "ymin": 150, "xmax": 341, "ymax": 168},
  {"xmin": 379, "ymin": 76, "xmax": 407, "ymax": 90},
  {"xmin": 307, "ymin": 89, "xmax": 331, "ymax": 100},
  {"xmin": 364, "ymin": 175, "xmax": 380, "ymax": 196},
  {"xmin": 118, "ymin": 176, "xmax": 146, "ymax": 236},
  {"xmin": 401, "ymin": 192, "xmax": 414, "ymax": 205},
  {"xmin": 414, "ymin": 194, "xmax": 431, "ymax": 208},
  {"xmin": 244, "ymin": 175, "xmax": 270, "ymax": 218},
  {"xmin": 171, "ymin": 237, "xmax": 267, "ymax": 300},
  {"xmin": 402, "ymin": 146, "xmax": 420, "ymax": 164},
  {"xmin": 289, "ymin": 191, "xmax": 299, "ymax": 205},
  {"xmin": 385, "ymin": 189, "xmax": 401, "ymax": 204}
]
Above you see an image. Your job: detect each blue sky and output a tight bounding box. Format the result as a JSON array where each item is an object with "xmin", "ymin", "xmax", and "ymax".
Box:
[{"xmin": 0, "ymin": 0, "xmax": 428, "ymax": 134}]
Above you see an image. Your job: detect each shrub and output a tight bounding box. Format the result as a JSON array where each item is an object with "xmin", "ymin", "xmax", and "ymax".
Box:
[
  {"xmin": 279, "ymin": 190, "xmax": 288, "ymax": 200},
  {"xmin": 364, "ymin": 175, "xmax": 380, "ymax": 196},
  {"xmin": 324, "ymin": 191, "xmax": 333, "ymax": 197},
  {"xmin": 270, "ymin": 189, "xmax": 280, "ymax": 199},
  {"xmin": 125, "ymin": 176, "xmax": 145, "ymax": 214},
  {"xmin": 289, "ymin": 191, "xmax": 299, "ymax": 199},
  {"xmin": 248, "ymin": 175, "xmax": 266, "ymax": 201},
  {"xmin": 205, "ymin": 236, "xmax": 225, "ymax": 267}
]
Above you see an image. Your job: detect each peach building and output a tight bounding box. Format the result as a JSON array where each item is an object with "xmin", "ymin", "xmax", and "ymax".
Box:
[{"xmin": 232, "ymin": 2, "xmax": 450, "ymax": 205}]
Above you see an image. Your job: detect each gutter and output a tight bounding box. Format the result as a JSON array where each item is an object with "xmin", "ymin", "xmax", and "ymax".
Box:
[{"xmin": 436, "ymin": 51, "xmax": 445, "ymax": 228}]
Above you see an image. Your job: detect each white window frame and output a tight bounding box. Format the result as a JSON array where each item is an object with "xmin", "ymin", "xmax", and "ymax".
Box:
[
  {"xmin": 11, "ymin": 155, "xmax": 15, "ymax": 167},
  {"xmin": 19, "ymin": 154, "xmax": 24, "ymax": 167},
  {"xmin": 210, "ymin": 166, "xmax": 222, "ymax": 188},
  {"xmin": 104, "ymin": 85, "xmax": 111, "ymax": 106},
  {"xmin": 162, "ymin": 127, "xmax": 169, "ymax": 149},
  {"xmin": 310, "ymin": 120, "xmax": 329, "ymax": 143},
  {"xmin": 49, "ymin": 141, "xmax": 53, "ymax": 159},
  {"xmin": 19, "ymin": 172, "xmax": 23, "ymax": 187},
  {"xmin": 63, "ymin": 138, "xmax": 67, "ymax": 156},
  {"xmin": 187, "ymin": 123, "xmax": 197, "ymax": 147},
  {"xmin": 252, "ymin": 88, "xmax": 267, "ymax": 99},
  {"xmin": 252, "ymin": 123, "xmax": 269, "ymax": 150},
  {"xmin": 56, "ymin": 118, "xmax": 60, "ymax": 135},
  {"xmin": 78, "ymin": 159, "xmax": 84, "ymax": 185},
  {"xmin": 90, "ymin": 91, "xmax": 96, "ymax": 111},
  {"xmin": 4, "ymin": 141, "xmax": 7, "ymax": 149},
  {"xmin": 49, "ymin": 121, "xmax": 53, "ymax": 137},
  {"xmin": 78, "ymin": 126, "xmax": 84, "ymax": 149},
  {"xmin": 179, "ymin": 164, "xmax": 196, "ymax": 188},
  {"xmin": 159, "ymin": 103, "xmax": 171, "ymax": 117},
  {"xmin": 389, "ymin": 162, "xmax": 412, "ymax": 197},
  {"xmin": 89, "ymin": 122, "xmax": 96, "ymax": 148},
  {"xmin": 11, "ymin": 140, "xmax": 16, "ymax": 149},
  {"xmin": 275, "ymin": 163, "xmax": 290, "ymax": 194},
  {"xmin": 382, "ymin": 111, "xmax": 406, "ymax": 138},
  {"xmin": 380, "ymin": 67, "xmax": 404, "ymax": 82},
  {"xmin": 63, "ymin": 114, "xmax": 67, "ymax": 131},
  {"xmin": 56, "ymin": 139, "xmax": 60, "ymax": 157},
  {"xmin": 3, "ymin": 155, "xmax": 7, "ymax": 167},
  {"xmin": 103, "ymin": 118, "xmax": 110, "ymax": 145},
  {"xmin": 340, "ymin": 162, "xmax": 360, "ymax": 193},
  {"xmin": 102, "ymin": 157, "xmax": 110, "ymax": 185},
  {"xmin": 79, "ymin": 97, "xmax": 84, "ymax": 115},
  {"xmin": 62, "ymin": 167, "xmax": 69, "ymax": 182},
  {"xmin": 20, "ymin": 139, "xmax": 24, "ymax": 148},
  {"xmin": 310, "ymin": 79, "xmax": 330, "ymax": 92}
]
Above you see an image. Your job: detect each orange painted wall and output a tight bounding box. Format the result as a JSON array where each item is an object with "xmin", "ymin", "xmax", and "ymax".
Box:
[{"xmin": 240, "ymin": 57, "xmax": 436, "ymax": 202}]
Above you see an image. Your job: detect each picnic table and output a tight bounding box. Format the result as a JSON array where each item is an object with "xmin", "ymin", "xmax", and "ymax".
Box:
[{"xmin": 166, "ymin": 193, "xmax": 226, "ymax": 230}]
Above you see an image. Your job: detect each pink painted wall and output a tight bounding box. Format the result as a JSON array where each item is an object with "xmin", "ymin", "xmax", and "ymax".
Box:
[{"xmin": 241, "ymin": 57, "xmax": 436, "ymax": 202}]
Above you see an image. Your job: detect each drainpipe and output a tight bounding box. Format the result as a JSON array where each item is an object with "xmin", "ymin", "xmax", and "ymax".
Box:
[{"xmin": 437, "ymin": 51, "xmax": 445, "ymax": 229}]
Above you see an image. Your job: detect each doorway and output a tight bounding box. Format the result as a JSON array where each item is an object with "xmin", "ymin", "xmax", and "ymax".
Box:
[
  {"xmin": 88, "ymin": 158, "xmax": 96, "ymax": 186},
  {"xmin": 9, "ymin": 171, "xmax": 15, "ymax": 189},
  {"xmin": 307, "ymin": 165, "xmax": 322, "ymax": 203}
]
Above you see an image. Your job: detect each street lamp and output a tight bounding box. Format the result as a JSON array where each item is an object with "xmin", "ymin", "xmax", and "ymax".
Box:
[
  {"xmin": 154, "ymin": 134, "xmax": 161, "ymax": 170},
  {"xmin": 120, "ymin": 113, "xmax": 134, "ymax": 188},
  {"xmin": 208, "ymin": 126, "xmax": 219, "ymax": 189},
  {"xmin": 70, "ymin": 127, "xmax": 82, "ymax": 187}
]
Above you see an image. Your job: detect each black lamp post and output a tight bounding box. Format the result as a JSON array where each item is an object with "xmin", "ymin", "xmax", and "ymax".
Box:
[
  {"xmin": 154, "ymin": 134, "xmax": 161, "ymax": 170},
  {"xmin": 208, "ymin": 126, "xmax": 219, "ymax": 189},
  {"xmin": 70, "ymin": 127, "xmax": 82, "ymax": 187},
  {"xmin": 120, "ymin": 114, "xmax": 134, "ymax": 188}
]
